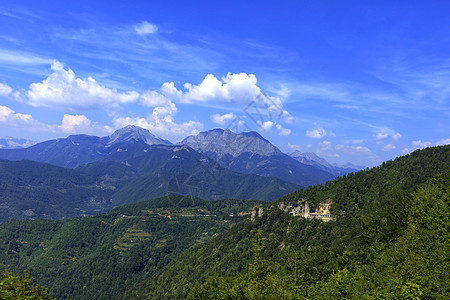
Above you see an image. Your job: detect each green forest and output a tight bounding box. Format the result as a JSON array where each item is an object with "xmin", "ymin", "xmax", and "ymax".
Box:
[
  {"xmin": 0, "ymin": 196, "xmax": 263, "ymax": 299},
  {"xmin": 0, "ymin": 145, "xmax": 448, "ymax": 299},
  {"xmin": 124, "ymin": 145, "xmax": 449, "ymax": 299}
]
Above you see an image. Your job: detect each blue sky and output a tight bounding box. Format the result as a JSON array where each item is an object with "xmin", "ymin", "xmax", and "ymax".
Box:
[{"xmin": 0, "ymin": 0, "xmax": 449, "ymax": 166}]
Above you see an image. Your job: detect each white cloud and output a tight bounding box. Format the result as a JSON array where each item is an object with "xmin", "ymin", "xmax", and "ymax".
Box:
[
  {"xmin": 306, "ymin": 127, "xmax": 326, "ymax": 139},
  {"xmin": 58, "ymin": 114, "xmax": 114, "ymax": 135},
  {"xmin": 161, "ymin": 82, "xmax": 183, "ymax": 101},
  {"xmin": 0, "ymin": 105, "xmax": 112, "ymax": 135},
  {"xmin": 412, "ymin": 140, "xmax": 432, "ymax": 148},
  {"xmin": 113, "ymin": 114, "xmax": 202, "ymax": 141},
  {"xmin": 59, "ymin": 114, "xmax": 91, "ymax": 133},
  {"xmin": 211, "ymin": 112, "xmax": 236, "ymax": 125},
  {"xmin": 134, "ymin": 21, "xmax": 158, "ymax": 35},
  {"xmin": 0, "ymin": 83, "xmax": 12, "ymax": 96},
  {"xmin": 27, "ymin": 61, "xmax": 140, "ymax": 109},
  {"xmin": 162, "ymin": 73, "xmax": 261, "ymax": 103},
  {"xmin": 276, "ymin": 124, "xmax": 291, "ymax": 136},
  {"xmin": 403, "ymin": 138, "xmax": 450, "ymax": 154},
  {"xmin": 392, "ymin": 133, "xmax": 402, "ymax": 141},
  {"xmin": 376, "ymin": 131, "xmax": 402, "ymax": 144},
  {"xmin": 382, "ymin": 144, "xmax": 396, "ymax": 151},
  {"xmin": 376, "ymin": 132, "xmax": 389, "ymax": 140},
  {"xmin": 0, "ymin": 49, "xmax": 52, "ymax": 65},
  {"xmin": 257, "ymin": 120, "xmax": 274, "ymax": 132},
  {"xmin": 140, "ymin": 91, "xmax": 171, "ymax": 107},
  {"xmin": 0, "ymin": 105, "xmax": 35, "ymax": 126},
  {"xmin": 112, "ymin": 97, "xmax": 202, "ymax": 141}
]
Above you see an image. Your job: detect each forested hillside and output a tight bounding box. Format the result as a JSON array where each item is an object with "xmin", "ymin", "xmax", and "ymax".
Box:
[
  {"xmin": 0, "ymin": 196, "xmax": 263, "ymax": 299},
  {"xmin": 0, "ymin": 159, "xmax": 115, "ymax": 222},
  {"xmin": 122, "ymin": 145, "xmax": 449, "ymax": 299}
]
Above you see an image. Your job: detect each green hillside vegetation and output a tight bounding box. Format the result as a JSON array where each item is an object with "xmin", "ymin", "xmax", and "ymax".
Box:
[
  {"xmin": 0, "ymin": 159, "xmax": 114, "ymax": 222},
  {"xmin": 0, "ymin": 196, "xmax": 263, "ymax": 299},
  {"xmin": 121, "ymin": 145, "xmax": 449, "ymax": 299}
]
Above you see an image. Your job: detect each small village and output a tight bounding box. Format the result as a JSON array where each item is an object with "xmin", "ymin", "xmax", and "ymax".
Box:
[{"xmin": 251, "ymin": 198, "xmax": 335, "ymax": 222}]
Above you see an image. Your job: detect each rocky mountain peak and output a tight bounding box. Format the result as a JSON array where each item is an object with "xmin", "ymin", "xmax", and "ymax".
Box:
[
  {"xmin": 178, "ymin": 128, "xmax": 282, "ymax": 158},
  {"xmin": 108, "ymin": 125, "xmax": 171, "ymax": 146}
]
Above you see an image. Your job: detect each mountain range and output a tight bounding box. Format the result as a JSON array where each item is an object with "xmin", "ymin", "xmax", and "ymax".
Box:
[
  {"xmin": 179, "ymin": 128, "xmax": 340, "ymax": 186},
  {"xmin": 0, "ymin": 125, "xmax": 355, "ymax": 222}
]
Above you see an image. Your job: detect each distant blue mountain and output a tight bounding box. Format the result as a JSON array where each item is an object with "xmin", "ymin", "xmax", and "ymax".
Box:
[
  {"xmin": 288, "ymin": 150, "xmax": 363, "ymax": 176},
  {"xmin": 0, "ymin": 125, "xmax": 171, "ymax": 168}
]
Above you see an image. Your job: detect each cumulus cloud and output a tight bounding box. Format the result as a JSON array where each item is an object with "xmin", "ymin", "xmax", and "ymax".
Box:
[
  {"xmin": 26, "ymin": 61, "xmax": 140, "ymax": 109},
  {"xmin": 276, "ymin": 124, "xmax": 291, "ymax": 136},
  {"xmin": 57, "ymin": 114, "xmax": 113, "ymax": 135},
  {"xmin": 211, "ymin": 112, "xmax": 237, "ymax": 125},
  {"xmin": 306, "ymin": 127, "xmax": 327, "ymax": 139},
  {"xmin": 112, "ymin": 97, "xmax": 202, "ymax": 140},
  {"xmin": 113, "ymin": 114, "xmax": 202, "ymax": 142},
  {"xmin": 0, "ymin": 105, "xmax": 112, "ymax": 135},
  {"xmin": 134, "ymin": 21, "xmax": 158, "ymax": 35},
  {"xmin": 0, "ymin": 83, "xmax": 12, "ymax": 96},
  {"xmin": 0, "ymin": 105, "xmax": 35, "ymax": 126},
  {"xmin": 59, "ymin": 114, "xmax": 91, "ymax": 133},
  {"xmin": 165, "ymin": 73, "xmax": 261, "ymax": 103},
  {"xmin": 140, "ymin": 91, "xmax": 172, "ymax": 107}
]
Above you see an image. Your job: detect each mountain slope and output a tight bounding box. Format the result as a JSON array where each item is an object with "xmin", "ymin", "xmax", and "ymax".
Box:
[
  {"xmin": 0, "ymin": 126, "xmax": 171, "ymax": 168},
  {"xmin": 79, "ymin": 142, "xmax": 301, "ymax": 204},
  {"xmin": 123, "ymin": 145, "xmax": 450, "ymax": 299},
  {"xmin": 0, "ymin": 159, "xmax": 115, "ymax": 222},
  {"xmin": 179, "ymin": 128, "xmax": 335, "ymax": 186},
  {"xmin": 0, "ymin": 196, "xmax": 263, "ymax": 300},
  {"xmin": 179, "ymin": 128, "xmax": 282, "ymax": 159}
]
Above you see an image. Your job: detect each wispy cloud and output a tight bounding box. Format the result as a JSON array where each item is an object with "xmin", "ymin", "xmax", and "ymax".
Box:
[{"xmin": 0, "ymin": 49, "xmax": 52, "ymax": 65}]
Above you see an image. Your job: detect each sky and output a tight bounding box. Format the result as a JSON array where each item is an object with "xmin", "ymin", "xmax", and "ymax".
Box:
[{"xmin": 0, "ymin": 0, "xmax": 449, "ymax": 167}]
